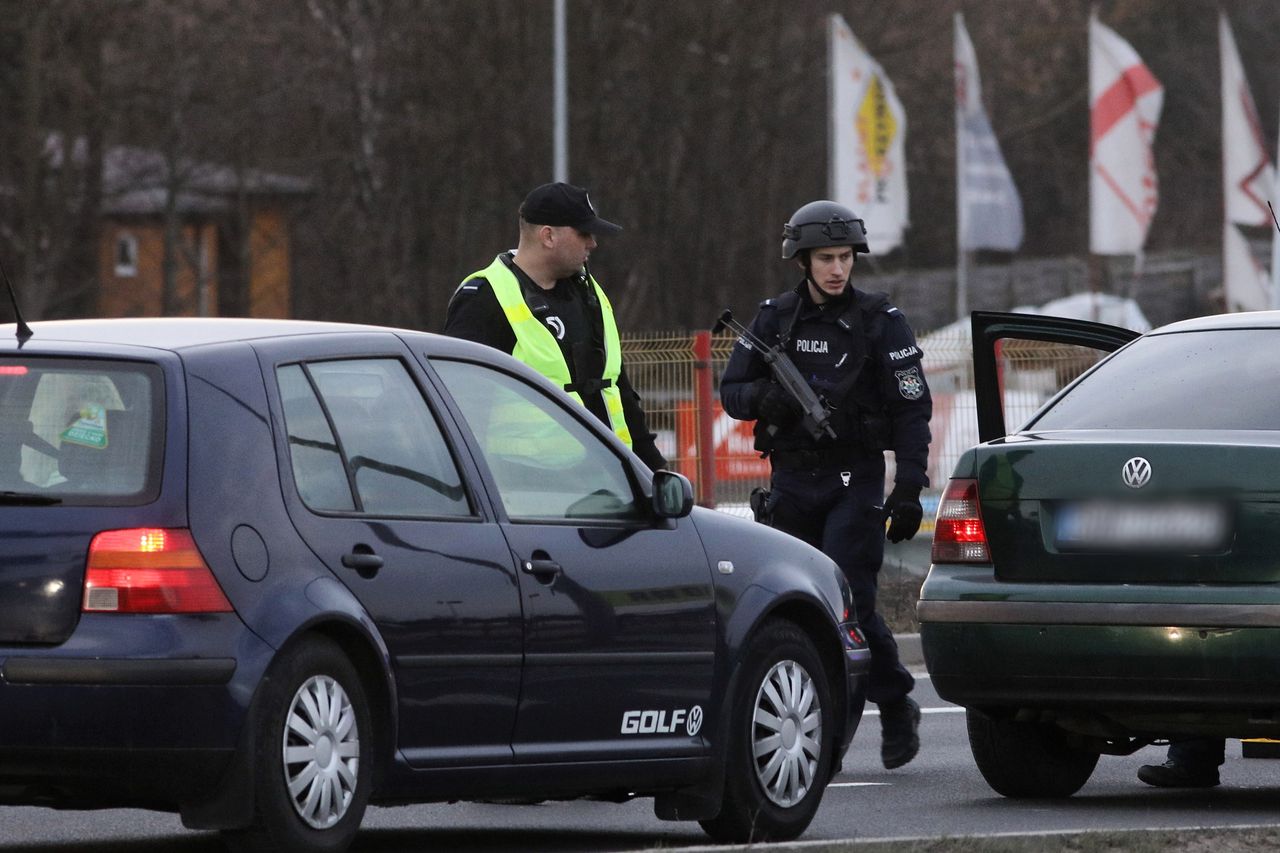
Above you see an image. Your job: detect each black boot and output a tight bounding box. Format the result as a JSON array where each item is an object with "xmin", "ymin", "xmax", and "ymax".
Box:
[
  {"xmin": 1137, "ymin": 760, "xmax": 1220, "ymax": 788},
  {"xmin": 879, "ymin": 696, "xmax": 920, "ymax": 770}
]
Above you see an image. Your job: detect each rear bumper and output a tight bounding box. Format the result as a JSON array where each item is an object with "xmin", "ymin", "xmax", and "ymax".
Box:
[
  {"xmin": 919, "ymin": 564, "xmax": 1280, "ymax": 737},
  {"xmin": 0, "ymin": 748, "xmax": 234, "ymax": 810},
  {"xmin": 0, "ymin": 613, "xmax": 273, "ymax": 809},
  {"xmin": 2, "ymin": 656, "xmax": 235, "ymax": 684},
  {"xmin": 923, "ymin": 620, "xmax": 1280, "ymax": 709}
]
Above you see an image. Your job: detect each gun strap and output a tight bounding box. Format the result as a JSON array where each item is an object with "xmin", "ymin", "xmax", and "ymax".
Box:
[
  {"xmin": 775, "ymin": 290, "xmax": 803, "ymax": 351},
  {"xmin": 565, "ymin": 377, "xmax": 613, "ymax": 395}
]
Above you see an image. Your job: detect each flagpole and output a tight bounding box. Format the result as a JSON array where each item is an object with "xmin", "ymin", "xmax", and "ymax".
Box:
[
  {"xmin": 827, "ymin": 14, "xmax": 837, "ymax": 201},
  {"xmin": 552, "ymin": 0, "xmax": 568, "ymax": 182},
  {"xmin": 954, "ymin": 13, "xmax": 968, "ymax": 323},
  {"xmin": 1272, "ymin": 100, "xmax": 1280, "ymax": 310}
]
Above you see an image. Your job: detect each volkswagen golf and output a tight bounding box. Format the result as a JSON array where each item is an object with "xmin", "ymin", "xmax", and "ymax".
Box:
[{"xmin": 0, "ymin": 317, "xmax": 869, "ymax": 852}]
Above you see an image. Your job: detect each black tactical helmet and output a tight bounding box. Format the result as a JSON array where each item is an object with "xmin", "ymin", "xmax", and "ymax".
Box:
[{"xmin": 781, "ymin": 200, "xmax": 870, "ymax": 259}]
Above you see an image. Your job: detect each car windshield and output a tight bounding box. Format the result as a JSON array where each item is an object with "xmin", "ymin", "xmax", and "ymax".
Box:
[
  {"xmin": 1029, "ymin": 328, "xmax": 1280, "ymax": 431},
  {"xmin": 0, "ymin": 358, "xmax": 162, "ymax": 503}
]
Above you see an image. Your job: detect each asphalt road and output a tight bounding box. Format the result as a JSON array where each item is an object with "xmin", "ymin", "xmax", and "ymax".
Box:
[{"xmin": 7, "ymin": 663, "xmax": 1280, "ymax": 852}]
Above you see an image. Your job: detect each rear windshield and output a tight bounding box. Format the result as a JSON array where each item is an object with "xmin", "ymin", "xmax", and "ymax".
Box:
[
  {"xmin": 0, "ymin": 358, "xmax": 163, "ymax": 504},
  {"xmin": 1030, "ymin": 329, "xmax": 1280, "ymax": 431}
]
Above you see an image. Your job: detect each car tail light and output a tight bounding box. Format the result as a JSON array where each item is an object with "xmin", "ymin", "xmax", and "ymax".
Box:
[
  {"xmin": 84, "ymin": 528, "xmax": 233, "ymax": 613},
  {"xmin": 0, "ymin": 365, "xmax": 29, "ymax": 376},
  {"xmin": 931, "ymin": 479, "xmax": 991, "ymax": 563}
]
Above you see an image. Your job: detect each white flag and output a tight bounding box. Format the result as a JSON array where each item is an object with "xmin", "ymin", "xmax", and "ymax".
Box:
[
  {"xmin": 1220, "ymin": 13, "xmax": 1276, "ymax": 312},
  {"xmin": 1089, "ymin": 14, "xmax": 1163, "ymax": 256},
  {"xmin": 955, "ymin": 13, "xmax": 1023, "ymax": 252},
  {"xmin": 1221, "ymin": 13, "xmax": 1274, "ymax": 229},
  {"xmin": 1224, "ymin": 221, "xmax": 1272, "ymax": 312},
  {"xmin": 829, "ymin": 14, "xmax": 908, "ymax": 253}
]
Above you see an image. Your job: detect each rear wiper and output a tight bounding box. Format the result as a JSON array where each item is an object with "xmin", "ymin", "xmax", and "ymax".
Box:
[{"xmin": 0, "ymin": 491, "xmax": 62, "ymax": 505}]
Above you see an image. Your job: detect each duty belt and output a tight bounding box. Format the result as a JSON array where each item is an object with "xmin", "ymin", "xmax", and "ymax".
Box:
[{"xmin": 768, "ymin": 445, "xmax": 867, "ymax": 471}]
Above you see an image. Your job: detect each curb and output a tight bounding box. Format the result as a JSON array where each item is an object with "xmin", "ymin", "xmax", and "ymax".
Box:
[{"xmin": 897, "ymin": 632, "xmax": 923, "ymax": 668}]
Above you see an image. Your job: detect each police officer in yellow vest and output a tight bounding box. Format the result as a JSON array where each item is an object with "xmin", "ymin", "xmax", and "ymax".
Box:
[{"xmin": 444, "ymin": 182, "xmax": 668, "ymax": 471}]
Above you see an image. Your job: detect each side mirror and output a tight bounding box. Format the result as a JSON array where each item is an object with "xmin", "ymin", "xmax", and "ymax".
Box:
[{"xmin": 652, "ymin": 470, "xmax": 694, "ymax": 519}]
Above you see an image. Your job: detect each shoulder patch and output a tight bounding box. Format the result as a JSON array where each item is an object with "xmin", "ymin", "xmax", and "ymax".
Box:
[
  {"xmin": 855, "ymin": 289, "xmax": 895, "ymax": 314},
  {"xmin": 895, "ymin": 367, "xmax": 925, "ymax": 400},
  {"xmin": 887, "ymin": 344, "xmax": 921, "ymax": 362},
  {"xmin": 453, "ymin": 276, "xmax": 490, "ymax": 297}
]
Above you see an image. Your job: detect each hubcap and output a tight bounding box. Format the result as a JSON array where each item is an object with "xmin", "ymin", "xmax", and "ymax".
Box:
[
  {"xmin": 752, "ymin": 659, "xmax": 822, "ymax": 808},
  {"xmin": 282, "ymin": 674, "xmax": 360, "ymax": 829}
]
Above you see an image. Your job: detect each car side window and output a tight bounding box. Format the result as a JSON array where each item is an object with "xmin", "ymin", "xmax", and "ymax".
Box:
[
  {"xmin": 277, "ymin": 365, "xmax": 355, "ymax": 512},
  {"xmin": 433, "ymin": 359, "xmax": 643, "ymax": 522},
  {"xmin": 278, "ymin": 359, "xmax": 470, "ymax": 518}
]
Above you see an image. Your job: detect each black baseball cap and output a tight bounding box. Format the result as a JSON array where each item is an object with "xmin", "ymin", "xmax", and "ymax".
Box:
[{"xmin": 519, "ymin": 182, "xmax": 622, "ymax": 236}]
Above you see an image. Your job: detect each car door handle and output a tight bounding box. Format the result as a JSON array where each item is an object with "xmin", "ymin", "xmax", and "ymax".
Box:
[
  {"xmin": 341, "ymin": 548, "xmax": 384, "ymax": 577},
  {"xmin": 522, "ymin": 558, "xmax": 562, "ymax": 584}
]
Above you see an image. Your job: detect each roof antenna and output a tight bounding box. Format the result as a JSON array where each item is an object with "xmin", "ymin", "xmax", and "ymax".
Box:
[{"xmin": 0, "ymin": 256, "xmax": 33, "ymax": 345}]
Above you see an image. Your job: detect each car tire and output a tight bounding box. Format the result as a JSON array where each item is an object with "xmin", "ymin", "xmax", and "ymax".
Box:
[
  {"xmin": 223, "ymin": 636, "xmax": 373, "ymax": 853},
  {"xmin": 967, "ymin": 709, "xmax": 1098, "ymax": 798},
  {"xmin": 699, "ymin": 620, "xmax": 833, "ymax": 843}
]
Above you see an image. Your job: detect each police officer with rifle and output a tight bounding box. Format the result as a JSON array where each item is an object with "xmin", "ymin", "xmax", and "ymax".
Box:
[{"xmin": 719, "ymin": 200, "xmax": 932, "ymax": 770}]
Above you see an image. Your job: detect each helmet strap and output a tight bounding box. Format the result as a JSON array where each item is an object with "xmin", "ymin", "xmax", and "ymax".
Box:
[{"xmin": 797, "ymin": 249, "xmax": 815, "ymax": 289}]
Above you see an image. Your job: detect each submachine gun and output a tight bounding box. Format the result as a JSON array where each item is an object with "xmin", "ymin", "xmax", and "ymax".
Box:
[{"xmin": 713, "ymin": 309, "xmax": 837, "ymax": 442}]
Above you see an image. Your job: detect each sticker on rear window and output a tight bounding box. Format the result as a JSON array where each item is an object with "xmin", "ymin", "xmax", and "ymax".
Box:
[{"xmin": 61, "ymin": 404, "xmax": 108, "ymax": 449}]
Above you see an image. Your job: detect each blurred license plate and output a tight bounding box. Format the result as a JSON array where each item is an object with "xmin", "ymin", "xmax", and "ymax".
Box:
[{"xmin": 1055, "ymin": 502, "xmax": 1230, "ymax": 552}]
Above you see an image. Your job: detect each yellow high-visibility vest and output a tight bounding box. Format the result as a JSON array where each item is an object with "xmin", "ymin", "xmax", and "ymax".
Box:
[{"xmin": 462, "ymin": 256, "xmax": 632, "ymax": 447}]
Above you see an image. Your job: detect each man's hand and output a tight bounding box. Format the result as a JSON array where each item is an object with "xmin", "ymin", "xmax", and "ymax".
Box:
[
  {"xmin": 753, "ymin": 379, "xmax": 804, "ymax": 429},
  {"xmin": 884, "ymin": 482, "xmax": 923, "ymax": 543}
]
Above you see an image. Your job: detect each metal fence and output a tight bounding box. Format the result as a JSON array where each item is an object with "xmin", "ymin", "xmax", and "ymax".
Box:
[{"xmin": 622, "ymin": 327, "xmax": 1108, "ymax": 523}]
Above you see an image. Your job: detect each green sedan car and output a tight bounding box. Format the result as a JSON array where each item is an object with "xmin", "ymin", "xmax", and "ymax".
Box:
[{"xmin": 920, "ymin": 309, "xmax": 1280, "ymax": 797}]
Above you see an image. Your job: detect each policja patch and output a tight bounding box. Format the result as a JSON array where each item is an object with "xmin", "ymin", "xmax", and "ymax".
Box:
[{"xmin": 895, "ymin": 367, "xmax": 924, "ymax": 400}]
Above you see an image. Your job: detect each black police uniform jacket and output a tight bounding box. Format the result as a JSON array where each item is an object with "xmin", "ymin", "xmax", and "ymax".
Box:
[
  {"xmin": 442, "ymin": 252, "xmax": 668, "ymax": 472},
  {"xmin": 719, "ymin": 282, "xmax": 932, "ymax": 489}
]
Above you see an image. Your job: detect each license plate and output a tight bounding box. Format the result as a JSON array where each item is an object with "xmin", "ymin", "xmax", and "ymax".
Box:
[{"xmin": 1055, "ymin": 501, "xmax": 1231, "ymax": 552}]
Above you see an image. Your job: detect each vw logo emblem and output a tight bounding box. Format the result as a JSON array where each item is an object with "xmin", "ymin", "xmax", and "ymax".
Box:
[
  {"xmin": 686, "ymin": 705, "xmax": 703, "ymax": 737},
  {"xmin": 1122, "ymin": 457, "xmax": 1151, "ymax": 489}
]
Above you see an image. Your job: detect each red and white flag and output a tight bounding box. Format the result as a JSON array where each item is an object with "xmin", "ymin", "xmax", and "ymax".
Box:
[
  {"xmin": 1220, "ymin": 12, "xmax": 1276, "ymax": 311},
  {"xmin": 1089, "ymin": 15, "xmax": 1163, "ymax": 256}
]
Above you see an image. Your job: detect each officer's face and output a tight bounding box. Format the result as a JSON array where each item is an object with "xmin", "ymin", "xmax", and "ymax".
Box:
[
  {"xmin": 805, "ymin": 247, "xmax": 855, "ymax": 303},
  {"xmin": 548, "ymin": 226, "xmax": 597, "ymax": 277}
]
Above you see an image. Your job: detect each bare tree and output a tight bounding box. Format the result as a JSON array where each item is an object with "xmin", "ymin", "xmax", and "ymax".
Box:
[{"xmin": 3, "ymin": 0, "xmax": 1279, "ymax": 329}]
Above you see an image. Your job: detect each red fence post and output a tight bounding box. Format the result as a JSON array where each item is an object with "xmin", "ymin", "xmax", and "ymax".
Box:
[{"xmin": 692, "ymin": 330, "xmax": 716, "ymax": 508}]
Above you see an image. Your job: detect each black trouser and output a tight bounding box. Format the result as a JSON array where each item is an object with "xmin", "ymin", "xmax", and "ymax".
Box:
[
  {"xmin": 1168, "ymin": 738, "xmax": 1224, "ymax": 768},
  {"xmin": 769, "ymin": 462, "xmax": 914, "ymax": 707}
]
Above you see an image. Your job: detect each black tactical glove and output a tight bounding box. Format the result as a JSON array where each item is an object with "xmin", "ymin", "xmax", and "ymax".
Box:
[
  {"xmin": 753, "ymin": 379, "xmax": 804, "ymax": 430},
  {"xmin": 884, "ymin": 482, "xmax": 923, "ymax": 543}
]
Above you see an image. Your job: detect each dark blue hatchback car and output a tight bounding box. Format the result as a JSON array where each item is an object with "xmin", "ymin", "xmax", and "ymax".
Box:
[{"xmin": 0, "ymin": 318, "xmax": 868, "ymax": 852}]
